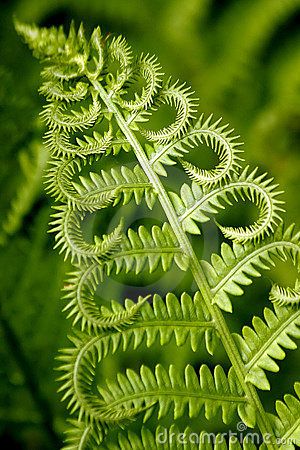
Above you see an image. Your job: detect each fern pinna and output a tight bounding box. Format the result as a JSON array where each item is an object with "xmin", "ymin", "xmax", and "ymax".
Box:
[{"xmin": 16, "ymin": 20, "xmax": 300, "ymax": 449}]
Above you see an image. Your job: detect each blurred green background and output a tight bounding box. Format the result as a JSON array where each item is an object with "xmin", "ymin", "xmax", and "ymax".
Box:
[{"xmin": 1, "ymin": 0, "xmax": 300, "ymax": 448}]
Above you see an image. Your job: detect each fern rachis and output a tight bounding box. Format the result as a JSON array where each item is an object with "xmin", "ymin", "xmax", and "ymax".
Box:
[{"xmin": 16, "ymin": 19, "xmax": 300, "ymax": 449}]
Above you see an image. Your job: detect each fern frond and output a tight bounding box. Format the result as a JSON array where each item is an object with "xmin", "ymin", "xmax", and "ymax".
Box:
[
  {"xmin": 141, "ymin": 79, "xmax": 198, "ymax": 143},
  {"xmin": 103, "ymin": 425, "xmax": 258, "ymax": 449},
  {"xmin": 269, "ymin": 281, "xmax": 300, "ymax": 308},
  {"xmin": 63, "ymin": 265, "xmax": 149, "ymax": 331},
  {"xmin": 45, "ymin": 159, "xmax": 155, "ymax": 211},
  {"xmin": 269, "ymin": 382, "xmax": 300, "ymax": 449},
  {"xmin": 15, "ymin": 19, "xmax": 67, "ymax": 59},
  {"xmin": 62, "ymin": 290, "xmax": 217, "ymax": 352},
  {"xmin": 40, "ymin": 96, "xmax": 101, "ymax": 132},
  {"xmin": 85, "ymin": 26, "xmax": 104, "ymax": 80},
  {"xmin": 49, "ymin": 207, "xmax": 123, "ymax": 263},
  {"xmin": 57, "ymin": 292, "xmax": 218, "ymax": 421},
  {"xmin": 45, "ymin": 157, "xmax": 83, "ymax": 201},
  {"xmin": 204, "ymin": 224, "xmax": 300, "ymax": 312},
  {"xmin": 104, "ymin": 223, "xmax": 189, "ymax": 274},
  {"xmin": 44, "ymin": 156, "xmax": 116, "ymax": 208},
  {"xmin": 58, "ymin": 337, "xmax": 246, "ymax": 424},
  {"xmin": 41, "ymin": 59, "xmax": 85, "ymax": 81},
  {"xmin": 57, "ymin": 331, "xmax": 155, "ymax": 423},
  {"xmin": 62, "ymin": 420, "xmax": 104, "ymax": 450},
  {"xmin": 233, "ymin": 304, "xmax": 300, "ymax": 390},
  {"xmin": 71, "ymin": 164, "xmax": 157, "ymax": 211},
  {"xmin": 147, "ymin": 114, "xmax": 243, "ymax": 179},
  {"xmin": 16, "ymin": 20, "xmax": 90, "ymax": 81},
  {"xmin": 39, "ymin": 80, "xmax": 89, "ymax": 102},
  {"xmin": 17, "ymin": 19, "xmax": 299, "ymax": 449},
  {"xmin": 98, "ymin": 364, "xmax": 247, "ymax": 425},
  {"xmin": 117, "ymin": 54, "xmax": 163, "ymax": 110},
  {"xmin": 170, "ymin": 166, "xmax": 285, "ymax": 241},
  {"xmin": 106, "ymin": 35, "xmax": 133, "ymax": 93},
  {"xmin": 64, "ymin": 265, "xmax": 149, "ymax": 333},
  {"xmin": 44, "ymin": 127, "xmax": 113, "ymax": 158}
]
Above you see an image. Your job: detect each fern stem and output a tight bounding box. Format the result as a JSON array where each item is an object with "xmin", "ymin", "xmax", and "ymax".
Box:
[{"xmin": 93, "ymin": 80, "xmax": 279, "ymax": 448}]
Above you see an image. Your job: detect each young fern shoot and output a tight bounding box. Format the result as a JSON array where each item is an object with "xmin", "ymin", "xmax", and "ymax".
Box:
[{"xmin": 16, "ymin": 19, "xmax": 300, "ymax": 449}]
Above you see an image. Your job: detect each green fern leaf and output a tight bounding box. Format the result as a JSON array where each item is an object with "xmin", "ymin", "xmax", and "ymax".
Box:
[
  {"xmin": 49, "ymin": 207, "xmax": 123, "ymax": 263},
  {"xmin": 63, "ymin": 271, "xmax": 148, "ymax": 331},
  {"xmin": 62, "ymin": 420, "xmax": 104, "ymax": 450},
  {"xmin": 105, "ymin": 35, "xmax": 133, "ymax": 93},
  {"xmin": 62, "ymin": 290, "xmax": 217, "ymax": 351},
  {"xmin": 104, "ymin": 223, "xmax": 189, "ymax": 274},
  {"xmin": 103, "ymin": 425, "xmax": 258, "ymax": 450},
  {"xmin": 203, "ymin": 224, "xmax": 300, "ymax": 312},
  {"xmin": 40, "ymin": 95, "xmax": 101, "ymax": 132},
  {"xmin": 116, "ymin": 53, "xmax": 163, "ymax": 111},
  {"xmin": 57, "ymin": 292, "xmax": 218, "ymax": 422},
  {"xmin": 146, "ymin": 114, "xmax": 243, "ymax": 179},
  {"xmin": 45, "ymin": 159, "xmax": 156, "ymax": 211},
  {"xmin": 233, "ymin": 304, "xmax": 300, "ymax": 390},
  {"xmin": 14, "ymin": 19, "xmax": 67, "ymax": 59},
  {"xmin": 44, "ymin": 127, "xmax": 114, "ymax": 158},
  {"xmin": 141, "ymin": 79, "xmax": 198, "ymax": 143},
  {"xmin": 98, "ymin": 364, "xmax": 246, "ymax": 424},
  {"xmin": 71, "ymin": 164, "xmax": 157, "ymax": 211},
  {"xmin": 170, "ymin": 166, "xmax": 284, "ymax": 242},
  {"xmin": 269, "ymin": 383, "xmax": 300, "ymax": 449},
  {"xmin": 269, "ymin": 280, "xmax": 300, "ymax": 308},
  {"xmin": 16, "ymin": 19, "xmax": 300, "ymax": 450},
  {"xmin": 39, "ymin": 80, "xmax": 89, "ymax": 102}
]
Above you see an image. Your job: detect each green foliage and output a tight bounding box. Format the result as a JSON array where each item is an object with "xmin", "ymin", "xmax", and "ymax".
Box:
[
  {"xmin": 101, "ymin": 425, "xmax": 259, "ymax": 450},
  {"xmin": 0, "ymin": 141, "xmax": 47, "ymax": 244},
  {"xmin": 15, "ymin": 17, "xmax": 300, "ymax": 450}
]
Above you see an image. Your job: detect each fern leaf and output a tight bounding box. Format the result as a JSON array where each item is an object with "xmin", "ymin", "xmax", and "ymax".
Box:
[
  {"xmin": 106, "ymin": 35, "xmax": 133, "ymax": 93},
  {"xmin": 98, "ymin": 364, "xmax": 246, "ymax": 425},
  {"xmin": 116, "ymin": 54, "xmax": 163, "ymax": 110},
  {"xmin": 40, "ymin": 96, "xmax": 101, "ymax": 132},
  {"xmin": 85, "ymin": 26, "xmax": 104, "ymax": 80},
  {"xmin": 17, "ymin": 21, "xmax": 89, "ymax": 80},
  {"xmin": 62, "ymin": 420, "xmax": 104, "ymax": 450},
  {"xmin": 269, "ymin": 281, "xmax": 300, "ymax": 308},
  {"xmin": 57, "ymin": 292, "xmax": 218, "ymax": 421},
  {"xmin": 103, "ymin": 425, "xmax": 258, "ymax": 449},
  {"xmin": 45, "ymin": 157, "xmax": 84, "ymax": 202},
  {"xmin": 15, "ymin": 19, "xmax": 67, "ymax": 59},
  {"xmin": 57, "ymin": 330, "xmax": 155, "ymax": 423},
  {"xmin": 204, "ymin": 224, "xmax": 300, "ymax": 312},
  {"xmin": 170, "ymin": 166, "xmax": 284, "ymax": 241},
  {"xmin": 39, "ymin": 80, "xmax": 89, "ymax": 102},
  {"xmin": 141, "ymin": 79, "xmax": 198, "ymax": 143},
  {"xmin": 269, "ymin": 382, "xmax": 300, "ymax": 449},
  {"xmin": 147, "ymin": 114, "xmax": 243, "ymax": 179},
  {"xmin": 45, "ymin": 158, "xmax": 155, "ymax": 211},
  {"xmin": 71, "ymin": 164, "xmax": 157, "ymax": 211},
  {"xmin": 63, "ymin": 267, "xmax": 149, "ymax": 330},
  {"xmin": 44, "ymin": 127, "xmax": 114, "ymax": 158},
  {"xmin": 233, "ymin": 304, "xmax": 300, "ymax": 390},
  {"xmin": 45, "ymin": 158, "xmax": 156, "ymax": 210},
  {"xmin": 62, "ymin": 290, "xmax": 217, "ymax": 352},
  {"xmin": 49, "ymin": 207, "xmax": 123, "ymax": 263},
  {"xmin": 17, "ymin": 19, "xmax": 299, "ymax": 449},
  {"xmin": 105, "ymin": 223, "xmax": 189, "ymax": 274}
]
